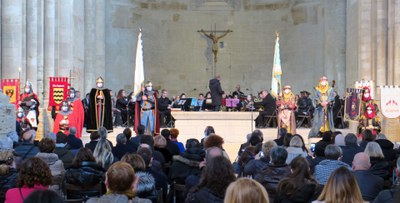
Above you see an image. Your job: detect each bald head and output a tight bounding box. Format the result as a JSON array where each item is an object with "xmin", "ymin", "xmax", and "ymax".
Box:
[
  {"xmin": 205, "ymin": 146, "xmax": 223, "ymax": 162},
  {"xmin": 352, "ymin": 152, "xmax": 371, "ymax": 171}
]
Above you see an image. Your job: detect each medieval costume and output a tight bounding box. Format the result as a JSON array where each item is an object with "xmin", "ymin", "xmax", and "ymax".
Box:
[
  {"xmin": 19, "ymin": 82, "xmax": 39, "ymax": 130},
  {"xmin": 16, "ymin": 107, "xmax": 32, "ymax": 135},
  {"xmin": 308, "ymin": 76, "xmax": 335, "ymax": 138},
  {"xmin": 134, "ymin": 81, "xmax": 160, "ymax": 134},
  {"xmin": 67, "ymin": 88, "xmax": 85, "ymax": 138},
  {"xmin": 53, "ymin": 101, "xmax": 79, "ymax": 135},
  {"xmin": 86, "ymin": 77, "xmax": 113, "ymax": 132},
  {"xmin": 277, "ymin": 86, "xmax": 297, "ymax": 134},
  {"xmin": 359, "ymin": 104, "xmax": 381, "ymax": 135},
  {"xmin": 361, "ymin": 87, "xmax": 379, "ymax": 115}
]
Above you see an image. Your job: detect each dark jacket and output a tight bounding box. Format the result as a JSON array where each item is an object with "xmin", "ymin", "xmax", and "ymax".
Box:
[
  {"xmin": 354, "ymin": 170, "xmax": 384, "ymax": 201},
  {"xmin": 126, "ymin": 140, "xmax": 139, "ymax": 152},
  {"xmin": 243, "ymin": 156, "xmax": 270, "ymax": 177},
  {"xmin": 54, "ymin": 144, "xmax": 75, "ymax": 169},
  {"xmin": 155, "ymin": 147, "xmax": 172, "ymax": 164},
  {"xmin": 165, "ymin": 140, "xmax": 180, "ymax": 157},
  {"xmin": 370, "ymin": 157, "xmax": 390, "ymax": 180},
  {"xmin": 375, "ymin": 139, "xmax": 396, "ymax": 162},
  {"xmin": 209, "ymin": 79, "xmax": 224, "ymax": 106},
  {"xmin": 0, "ymin": 168, "xmax": 18, "ymax": 202},
  {"xmin": 85, "ymin": 140, "xmax": 99, "ymax": 153},
  {"xmin": 186, "ymin": 187, "xmax": 223, "ymax": 203},
  {"xmin": 145, "ymin": 167, "xmax": 168, "ymax": 201},
  {"xmin": 306, "ymin": 156, "xmax": 326, "ymax": 174},
  {"xmin": 135, "ymin": 171, "xmax": 157, "ymax": 202},
  {"xmin": 112, "ymin": 143, "xmax": 135, "ymax": 160},
  {"xmin": 14, "ymin": 142, "xmax": 39, "ymax": 161},
  {"xmin": 340, "ymin": 144, "xmax": 363, "ymax": 166},
  {"xmin": 158, "ymin": 97, "xmax": 171, "ymax": 111},
  {"xmin": 169, "ymin": 148, "xmax": 203, "ymax": 184},
  {"xmin": 131, "ymin": 135, "xmax": 143, "ymax": 146},
  {"xmin": 255, "ymin": 94, "xmax": 276, "ymax": 115},
  {"xmin": 254, "ymin": 164, "xmax": 291, "ymax": 199},
  {"xmin": 67, "ymin": 134, "xmax": 83, "ymax": 150},
  {"xmin": 373, "ymin": 185, "xmax": 400, "ymax": 203},
  {"xmin": 65, "ymin": 161, "xmax": 105, "ymax": 186},
  {"xmin": 274, "ymin": 183, "xmax": 322, "ymax": 203}
]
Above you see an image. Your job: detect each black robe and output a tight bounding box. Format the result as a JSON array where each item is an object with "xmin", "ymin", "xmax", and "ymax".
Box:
[{"xmin": 86, "ymin": 88, "xmax": 113, "ymax": 132}]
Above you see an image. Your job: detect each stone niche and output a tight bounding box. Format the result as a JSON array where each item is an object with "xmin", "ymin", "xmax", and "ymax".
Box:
[{"xmin": 0, "ymin": 92, "xmax": 15, "ymax": 138}]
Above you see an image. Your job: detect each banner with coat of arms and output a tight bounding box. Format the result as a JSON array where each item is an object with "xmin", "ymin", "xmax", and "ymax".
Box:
[
  {"xmin": 344, "ymin": 88, "xmax": 363, "ymax": 121},
  {"xmin": 1, "ymin": 79, "xmax": 20, "ymax": 106},
  {"xmin": 48, "ymin": 77, "xmax": 69, "ymax": 110},
  {"xmin": 380, "ymin": 86, "xmax": 400, "ymax": 119},
  {"xmin": 355, "ymin": 80, "xmax": 375, "ymax": 99}
]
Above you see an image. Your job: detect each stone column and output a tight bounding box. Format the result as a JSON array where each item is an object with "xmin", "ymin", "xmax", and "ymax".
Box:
[
  {"xmin": 1, "ymin": 0, "xmax": 23, "ymax": 79},
  {"xmin": 95, "ymin": 0, "xmax": 106, "ymax": 82},
  {"xmin": 84, "ymin": 0, "xmax": 96, "ymax": 94},
  {"xmin": 58, "ymin": 0, "xmax": 73, "ymax": 77},
  {"xmin": 73, "ymin": 0, "xmax": 85, "ymax": 93},
  {"xmin": 44, "ymin": 0, "xmax": 56, "ymax": 100},
  {"xmin": 27, "ymin": 0, "xmax": 38, "ymax": 92},
  {"xmin": 375, "ymin": 0, "xmax": 388, "ymax": 87},
  {"xmin": 358, "ymin": 0, "xmax": 373, "ymax": 80},
  {"xmin": 391, "ymin": 0, "xmax": 400, "ymax": 83},
  {"xmin": 37, "ymin": 0, "xmax": 44, "ymax": 99}
]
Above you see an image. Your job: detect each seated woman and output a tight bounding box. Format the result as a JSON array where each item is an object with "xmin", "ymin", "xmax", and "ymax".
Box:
[
  {"xmin": 224, "ymin": 178, "xmax": 269, "ymax": 203},
  {"xmin": 364, "ymin": 142, "xmax": 390, "ymax": 180},
  {"xmin": 202, "ymin": 92, "xmax": 214, "ymax": 111},
  {"xmin": 5, "ymin": 157, "xmax": 52, "ymax": 203},
  {"xmin": 0, "ymin": 150, "xmax": 18, "ymax": 202},
  {"xmin": 241, "ymin": 94, "xmax": 255, "ymax": 111},
  {"xmin": 93, "ymin": 139, "xmax": 118, "ymax": 170}
]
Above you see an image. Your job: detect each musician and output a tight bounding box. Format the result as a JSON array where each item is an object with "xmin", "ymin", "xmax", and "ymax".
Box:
[
  {"xmin": 254, "ymin": 90, "xmax": 276, "ymax": 128},
  {"xmin": 19, "ymin": 81, "xmax": 40, "ymax": 130},
  {"xmin": 241, "ymin": 94, "xmax": 255, "ymax": 111},
  {"xmin": 232, "ymin": 84, "xmax": 246, "ymax": 99},
  {"xmin": 134, "ymin": 81, "xmax": 160, "ymax": 134},
  {"xmin": 308, "ymin": 76, "xmax": 335, "ymax": 138},
  {"xmin": 86, "ymin": 77, "xmax": 113, "ymax": 132},
  {"xmin": 67, "ymin": 87, "xmax": 85, "ymax": 138},
  {"xmin": 358, "ymin": 104, "xmax": 381, "ymax": 135},
  {"xmin": 195, "ymin": 93, "xmax": 205, "ymax": 111},
  {"xmin": 158, "ymin": 89, "xmax": 173, "ymax": 127},
  {"xmin": 116, "ymin": 89, "xmax": 134, "ymax": 126},
  {"xmin": 277, "ymin": 85, "xmax": 297, "ymax": 134},
  {"xmin": 202, "ymin": 92, "xmax": 214, "ymax": 111}
]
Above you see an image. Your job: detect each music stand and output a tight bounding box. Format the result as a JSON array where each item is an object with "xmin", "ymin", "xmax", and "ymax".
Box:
[{"xmin": 179, "ymin": 98, "xmax": 192, "ymax": 111}]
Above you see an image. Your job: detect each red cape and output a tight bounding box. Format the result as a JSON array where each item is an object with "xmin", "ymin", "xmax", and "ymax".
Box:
[
  {"xmin": 53, "ymin": 112, "xmax": 79, "ymax": 135},
  {"xmin": 71, "ymin": 100, "xmax": 85, "ymax": 138}
]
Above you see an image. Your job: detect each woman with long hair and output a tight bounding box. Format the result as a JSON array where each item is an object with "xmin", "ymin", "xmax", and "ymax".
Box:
[
  {"xmin": 276, "ymin": 156, "xmax": 320, "ymax": 202},
  {"xmin": 93, "ymin": 138, "xmax": 118, "ymax": 170},
  {"xmin": 313, "ymin": 167, "xmax": 364, "ymax": 203},
  {"xmin": 364, "ymin": 142, "xmax": 390, "ymax": 180},
  {"xmin": 224, "ymin": 178, "xmax": 269, "ymax": 203}
]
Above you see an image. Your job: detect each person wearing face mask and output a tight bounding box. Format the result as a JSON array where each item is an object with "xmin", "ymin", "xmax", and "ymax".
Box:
[
  {"xmin": 361, "ymin": 87, "xmax": 379, "ymax": 116},
  {"xmin": 86, "ymin": 77, "xmax": 113, "ymax": 133},
  {"xmin": 277, "ymin": 85, "xmax": 297, "ymax": 134},
  {"xmin": 19, "ymin": 81, "xmax": 40, "ymax": 130},
  {"xmin": 308, "ymin": 76, "xmax": 335, "ymax": 138},
  {"xmin": 53, "ymin": 101, "xmax": 78, "ymax": 135},
  {"xmin": 134, "ymin": 81, "xmax": 160, "ymax": 134},
  {"xmin": 16, "ymin": 107, "xmax": 32, "ymax": 135},
  {"xmin": 358, "ymin": 104, "xmax": 381, "ymax": 135},
  {"xmin": 67, "ymin": 88, "xmax": 85, "ymax": 138}
]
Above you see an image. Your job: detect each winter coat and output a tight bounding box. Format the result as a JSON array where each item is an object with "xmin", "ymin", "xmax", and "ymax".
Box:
[
  {"xmin": 65, "ymin": 161, "xmax": 105, "ymax": 187},
  {"xmin": 169, "ymin": 148, "xmax": 203, "ymax": 184},
  {"xmin": 0, "ymin": 168, "xmax": 18, "ymax": 202},
  {"xmin": 87, "ymin": 194, "xmax": 151, "ymax": 203},
  {"xmin": 254, "ymin": 164, "xmax": 291, "ymax": 199},
  {"xmin": 54, "ymin": 144, "xmax": 75, "ymax": 169},
  {"xmin": 186, "ymin": 187, "xmax": 224, "ymax": 203},
  {"xmin": 35, "ymin": 152, "xmax": 65, "ymax": 187}
]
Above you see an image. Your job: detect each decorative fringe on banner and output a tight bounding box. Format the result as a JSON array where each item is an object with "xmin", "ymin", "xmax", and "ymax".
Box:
[
  {"xmin": 1, "ymin": 79, "xmax": 20, "ymax": 108},
  {"xmin": 48, "ymin": 77, "xmax": 70, "ymax": 110}
]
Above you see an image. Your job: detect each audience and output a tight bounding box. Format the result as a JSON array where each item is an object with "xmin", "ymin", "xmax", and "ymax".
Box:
[
  {"xmin": 98, "ymin": 126, "xmax": 114, "ymax": 147},
  {"xmin": 170, "ymin": 128, "xmax": 185, "ymax": 154},
  {"xmin": 274, "ymin": 128, "xmax": 287, "ymax": 146},
  {"xmin": 161, "ymin": 129, "xmax": 180, "ymax": 156},
  {"xmin": 85, "ymin": 131, "xmax": 101, "ymax": 153},
  {"xmin": 112, "ymin": 133, "xmax": 135, "ymax": 160},
  {"xmin": 224, "ymin": 178, "xmax": 269, "ymax": 203},
  {"xmin": 314, "ymin": 144, "xmax": 350, "ymax": 185},
  {"xmin": 154, "ymin": 135, "xmax": 172, "ymax": 163},
  {"xmin": 340, "ymin": 133, "xmax": 363, "ymax": 166},
  {"xmin": 0, "ymin": 150, "xmax": 17, "ymax": 202},
  {"xmin": 131, "ymin": 124, "xmax": 146, "ymax": 145},
  {"xmin": 237, "ymin": 145, "xmax": 257, "ymax": 176},
  {"xmin": 140, "ymin": 135, "xmax": 166, "ymax": 169},
  {"xmin": 86, "ymin": 162, "xmax": 151, "ymax": 203},
  {"xmin": 307, "ymin": 140, "xmax": 327, "ymax": 174},
  {"xmin": 375, "ymin": 133, "xmax": 396, "ymax": 163},
  {"xmin": 360, "ymin": 129, "xmax": 375, "ymax": 150},
  {"xmin": 276, "ymin": 157, "xmax": 321, "ymax": 203},
  {"xmin": 5, "ymin": 157, "xmax": 52, "ymax": 203},
  {"xmin": 67, "ymin": 127, "xmax": 83, "ymax": 150},
  {"xmin": 254, "ymin": 146, "xmax": 291, "ymax": 200},
  {"xmin": 14, "ymin": 130, "xmax": 39, "ymax": 162},
  {"xmin": 203, "ymin": 134, "xmax": 230, "ymax": 160},
  {"xmin": 93, "ymin": 138, "xmax": 118, "ymax": 170},
  {"xmin": 123, "ymin": 127, "xmax": 139, "ymax": 152},
  {"xmin": 200, "ymin": 126, "xmax": 215, "ymax": 148},
  {"xmin": 364, "ymin": 141, "xmax": 391, "ymax": 180},
  {"xmin": 374, "ymin": 157, "xmax": 400, "ymax": 203},
  {"xmin": 23, "ymin": 189, "xmax": 64, "ymax": 203},
  {"xmin": 186, "ymin": 156, "xmax": 235, "ymax": 203},
  {"xmin": 352, "ymin": 152, "xmax": 384, "ymax": 201},
  {"xmin": 285, "ymin": 135, "xmax": 308, "ymax": 164},
  {"xmin": 54, "ymin": 131, "xmax": 74, "ymax": 169},
  {"xmin": 313, "ymin": 167, "xmax": 364, "ymax": 203},
  {"xmin": 243, "ymin": 140, "xmax": 277, "ymax": 177}
]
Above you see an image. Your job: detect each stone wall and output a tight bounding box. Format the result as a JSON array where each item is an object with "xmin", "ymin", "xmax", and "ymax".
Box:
[{"xmin": 0, "ymin": 92, "xmax": 15, "ymax": 138}]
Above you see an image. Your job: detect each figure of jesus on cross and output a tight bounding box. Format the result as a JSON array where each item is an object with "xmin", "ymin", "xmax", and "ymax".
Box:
[{"xmin": 198, "ymin": 28, "xmax": 232, "ymax": 63}]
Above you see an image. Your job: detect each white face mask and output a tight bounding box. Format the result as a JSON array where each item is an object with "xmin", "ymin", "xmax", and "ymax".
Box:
[
  {"xmin": 320, "ymin": 81, "xmax": 327, "ymax": 86},
  {"xmin": 146, "ymin": 86, "xmax": 152, "ymax": 91},
  {"xmin": 24, "ymin": 88, "xmax": 30, "ymax": 93},
  {"xmin": 364, "ymin": 93, "xmax": 370, "ymax": 98},
  {"xmin": 367, "ymin": 110, "xmax": 373, "ymax": 114},
  {"xmin": 17, "ymin": 112, "xmax": 23, "ymax": 118},
  {"xmin": 96, "ymin": 83, "xmax": 104, "ymax": 88},
  {"xmin": 61, "ymin": 106, "xmax": 69, "ymax": 112},
  {"xmin": 284, "ymin": 89, "xmax": 290, "ymax": 94},
  {"xmin": 70, "ymin": 93, "xmax": 75, "ymax": 98}
]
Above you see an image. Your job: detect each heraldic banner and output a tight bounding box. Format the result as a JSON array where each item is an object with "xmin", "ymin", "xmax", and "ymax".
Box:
[
  {"xmin": 344, "ymin": 88, "xmax": 362, "ymax": 121},
  {"xmin": 1, "ymin": 79, "xmax": 20, "ymax": 106},
  {"xmin": 381, "ymin": 86, "xmax": 400, "ymax": 119},
  {"xmin": 48, "ymin": 77, "xmax": 69, "ymax": 110}
]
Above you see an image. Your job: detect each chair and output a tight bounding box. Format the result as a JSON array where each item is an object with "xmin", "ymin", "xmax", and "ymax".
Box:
[
  {"xmin": 296, "ymin": 108, "xmax": 313, "ymax": 128},
  {"xmin": 172, "ymin": 181, "xmax": 186, "ymax": 203},
  {"xmin": 335, "ymin": 105, "xmax": 345, "ymax": 128},
  {"xmin": 264, "ymin": 110, "xmax": 278, "ymax": 128},
  {"xmin": 62, "ymin": 180, "xmax": 104, "ymax": 203}
]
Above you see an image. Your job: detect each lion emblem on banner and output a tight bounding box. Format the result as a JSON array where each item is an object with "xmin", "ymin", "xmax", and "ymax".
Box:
[
  {"xmin": 380, "ymin": 86, "xmax": 400, "ymax": 119},
  {"xmin": 3, "ymin": 86, "xmax": 16, "ymax": 103}
]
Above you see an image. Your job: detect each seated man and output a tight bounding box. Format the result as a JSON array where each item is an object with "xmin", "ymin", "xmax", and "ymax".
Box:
[
  {"xmin": 254, "ymin": 90, "xmax": 276, "ymax": 128},
  {"xmin": 158, "ymin": 89, "xmax": 173, "ymax": 127}
]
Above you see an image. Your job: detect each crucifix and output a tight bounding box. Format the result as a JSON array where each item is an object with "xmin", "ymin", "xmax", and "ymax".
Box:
[{"xmin": 198, "ymin": 24, "xmax": 232, "ymax": 77}]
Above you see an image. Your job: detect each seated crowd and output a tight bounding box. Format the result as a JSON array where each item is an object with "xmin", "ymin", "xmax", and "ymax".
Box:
[{"xmin": 2, "ymin": 125, "xmax": 400, "ymax": 203}]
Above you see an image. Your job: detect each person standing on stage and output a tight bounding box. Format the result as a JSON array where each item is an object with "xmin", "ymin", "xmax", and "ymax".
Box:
[
  {"xmin": 135, "ymin": 81, "xmax": 159, "ymax": 134},
  {"xmin": 254, "ymin": 90, "xmax": 276, "ymax": 128},
  {"xmin": 19, "ymin": 81, "xmax": 40, "ymax": 130},
  {"xmin": 277, "ymin": 85, "xmax": 297, "ymax": 134},
  {"xmin": 158, "ymin": 89, "xmax": 173, "ymax": 128},
  {"xmin": 308, "ymin": 76, "xmax": 335, "ymax": 138},
  {"xmin": 209, "ymin": 75, "xmax": 224, "ymax": 111},
  {"xmin": 67, "ymin": 88, "xmax": 85, "ymax": 138},
  {"xmin": 86, "ymin": 77, "xmax": 113, "ymax": 133}
]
